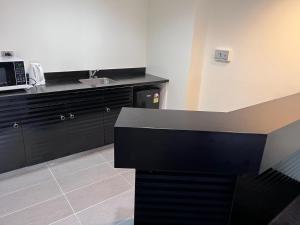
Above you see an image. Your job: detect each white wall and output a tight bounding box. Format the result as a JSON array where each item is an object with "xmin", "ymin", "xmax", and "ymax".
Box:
[
  {"xmin": 146, "ymin": 0, "xmax": 300, "ymax": 111},
  {"xmin": 0, "ymin": 0, "xmax": 147, "ymax": 72},
  {"xmin": 2, "ymin": 0, "xmax": 300, "ymax": 112},
  {"xmin": 146, "ymin": 0, "xmax": 199, "ymax": 110},
  {"xmin": 199, "ymin": 0, "xmax": 300, "ymax": 112}
]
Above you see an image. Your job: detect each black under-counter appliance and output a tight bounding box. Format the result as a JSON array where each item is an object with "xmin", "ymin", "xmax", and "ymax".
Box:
[{"xmin": 134, "ymin": 87, "xmax": 160, "ymax": 109}]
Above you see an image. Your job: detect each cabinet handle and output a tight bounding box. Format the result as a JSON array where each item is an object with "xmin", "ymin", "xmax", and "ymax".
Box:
[
  {"xmin": 13, "ymin": 122, "xmax": 19, "ymax": 129},
  {"xmin": 59, "ymin": 115, "xmax": 66, "ymax": 121},
  {"xmin": 69, "ymin": 113, "xmax": 75, "ymax": 120},
  {"xmin": 105, "ymin": 107, "xmax": 111, "ymax": 113}
]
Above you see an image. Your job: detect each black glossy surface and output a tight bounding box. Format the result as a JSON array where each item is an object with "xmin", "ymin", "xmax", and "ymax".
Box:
[
  {"xmin": 115, "ymin": 108, "xmax": 267, "ymax": 174},
  {"xmin": 116, "ymin": 91, "xmax": 300, "ymax": 134},
  {"xmin": 134, "ymin": 170, "xmax": 236, "ymax": 225},
  {"xmin": 0, "ymin": 96, "xmax": 27, "ymax": 173},
  {"xmin": 231, "ymin": 169, "xmax": 300, "ymax": 225},
  {"xmin": 115, "ymin": 127, "xmax": 266, "ymax": 174},
  {"xmin": 114, "ymin": 93, "xmax": 300, "ymax": 225},
  {"xmin": 23, "ymin": 89, "xmax": 107, "ymax": 165},
  {"xmin": 0, "ymin": 69, "xmax": 168, "ymax": 98},
  {"xmin": 0, "ymin": 87, "xmax": 133, "ymax": 172}
]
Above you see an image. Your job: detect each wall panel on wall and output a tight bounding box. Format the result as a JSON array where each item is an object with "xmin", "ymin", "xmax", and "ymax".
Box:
[{"xmin": 0, "ymin": 0, "xmax": 147, "ymax": 72}]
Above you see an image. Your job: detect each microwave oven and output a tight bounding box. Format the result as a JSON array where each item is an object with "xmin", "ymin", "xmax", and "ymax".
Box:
[{"xmin": 0, "ymin": 57, "xmax": 30, "ymax": 91}]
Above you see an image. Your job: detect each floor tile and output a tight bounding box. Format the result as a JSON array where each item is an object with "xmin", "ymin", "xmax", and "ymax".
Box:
[
  {"xmin": 0, "ymin": 179, "xmax": 61, "ymax": 217},
  {"xmin": 121, "ymin": 172, "xmax": 135, "ymax": 186},
  {"xmin": 48, "ymin": 149, "xmax": 106, "ymax": 177},
  {"xmin": 66, "ymin": 175, "xmax": 131, "ymax": 212},
  {"xmin": 0, "ymin": 197, "xmax": 73, "ymax": 225},
  {"xmin": 0, "ymin": 164, "xmax": 52, "ymax": 197},
  {"xmin": 100, "ymin": 189, "xmax": 134, "ymax": 215},
  {"xmin": 78, "ymin": 190, "xmax": 134, "ymax": 225},
  {"xmin": 56, "ymin": 163, "xmax": 118, "ymax": 193},
  {"xmin": 50, "ymin": 215, "xmax": 81, "ymax": 225},
  {"xmin": 99, "ymin": 146, "xmax": 114, "ymax": 161}
]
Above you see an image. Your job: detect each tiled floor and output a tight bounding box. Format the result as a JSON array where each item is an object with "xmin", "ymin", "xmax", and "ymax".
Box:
[{"xmin": 0, "ymin": 145, "xmax": 135, "ymax": 225}]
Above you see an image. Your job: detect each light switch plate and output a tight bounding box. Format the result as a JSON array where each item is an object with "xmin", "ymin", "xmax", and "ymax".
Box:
[{"xmin": 215, "ymin": 49, "xmax": 231, "ymax": 63}]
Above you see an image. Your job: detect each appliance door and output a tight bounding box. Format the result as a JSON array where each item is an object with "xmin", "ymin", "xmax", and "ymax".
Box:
[
  {"xmin": 134, "ymin": 88, "xmax": 160, "ymax": 109},
  {"xmin": 0, "ymin": 62, "xmax": 16, "ymax": 87}
]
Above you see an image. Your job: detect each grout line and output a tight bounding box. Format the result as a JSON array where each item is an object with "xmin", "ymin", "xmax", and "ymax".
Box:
[
  {"xmin": 0, "ymin": 165, "xmax": 53, "ymax": 198},
  {"xmin": 0, "ymin": 147, "xmax": 117, "ymax": 222},
  {"xmin": 0, "ymin": 171, "xmax": 132, "ymax": 219},
  {"xmin": 0, "ymin": 195, "xmax": 63, "ymax": 218},
  {"xmin": 48, "ymin": 166, "xmax": 84, "ymax": 225},
  {"xmin": 63, "ymin": 173, "xmax": 122, "ymax": 195},
  {"xmin": 48, "ymin": 157, "xmax": 109, "ymax": 176},
  {"xmin": 49, "ymin": 161, "xmax": 111, "ymax": 179},
  {"xmin": 47, "ymin": 147, "xmax": 108, "ymax": 166},
  {"xmin": 48, "ymin": 214, "xmax": 76, "ymax": 225},
  {"xmin": 119, "ymin": 173, "xmax": 134, "ymax": 187},
  {"xmin": 97, "ymin": 152, "xmax": 108, "ymax": 162},
  {"xmin": 0, "ymin": 178, "xmax": 52, "ymax": 199},
  {"xmin": 75, "ymin": 188, "xmax": 132, "ymax": 215},
  {"xmin": 0, "ymin": 162, "xmax": 113, "ymax": 217},
  {"xmin": 47, "ymin": 188, "xmax": 133, "ymax": 225}
]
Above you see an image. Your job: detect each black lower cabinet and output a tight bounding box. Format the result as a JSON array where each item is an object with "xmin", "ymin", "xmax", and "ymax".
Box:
[
  {"xmin": 64, "ymin": 112, "xmax": 104, "ymax": 155},
  {"xmin": 22, "ymin": 104, "xmax": 68, "ymax": 165},
  {"xmin": 103, "ymin": 87, "xmax": 133, "ymax": 145},
  {"xmin": 23, "ymin": 89, "xmax": 106, "ymax": 164},
  {"xmin": 104, "ymin": 108, "xmax": 122, "ymax": 145},
  {"xmin": 0, "ymin": 87, "xmax": 133, "ymax": 172},
  {"xmin": 62, "ymin": 90, "xmax": 105, "ymax": 155},
  {"xmin": 0, "ymin": 123, "xmax": 26, "ymax": 173}
]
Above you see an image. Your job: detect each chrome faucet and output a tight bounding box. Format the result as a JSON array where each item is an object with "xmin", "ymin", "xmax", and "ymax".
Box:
[{"xmin": 89, "ymin": 70, "xmax": 99, "ymax": 79}]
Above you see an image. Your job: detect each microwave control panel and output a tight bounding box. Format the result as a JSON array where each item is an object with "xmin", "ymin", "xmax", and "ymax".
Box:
[{"xmin": 14, "ymin": 62, "xmax": 26, "ymax": 85}]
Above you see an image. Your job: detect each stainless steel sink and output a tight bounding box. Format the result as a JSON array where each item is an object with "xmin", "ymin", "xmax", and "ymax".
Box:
[{"xmin": 79, "ymin": 77, "xmax": 117, "ymax": 86}]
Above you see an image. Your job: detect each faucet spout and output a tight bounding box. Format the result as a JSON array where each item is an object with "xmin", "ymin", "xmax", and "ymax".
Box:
[{"xmin": 89, "ymin": 70, "xmax": 99, "ymax": 79}]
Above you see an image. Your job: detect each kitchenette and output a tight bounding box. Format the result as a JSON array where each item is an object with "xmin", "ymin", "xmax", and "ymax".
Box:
[
  {"xmin": 1, "ymin": 0, "xmax": 300, "ymax": 225},
  {"xmin": 0, "ymin": 60, "xmax": 168, "ymax": 174}
]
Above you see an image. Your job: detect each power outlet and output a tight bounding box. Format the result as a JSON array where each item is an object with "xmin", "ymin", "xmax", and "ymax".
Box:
[
  {"xmin": 1, "ymin": 51, "xmax": 15, "ymax": 57},
  {"xmin": 215, "ymin": 49, "xmax": 231, "ymax": 63}
]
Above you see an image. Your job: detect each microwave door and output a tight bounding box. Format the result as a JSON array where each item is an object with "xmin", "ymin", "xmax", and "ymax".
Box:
[
  {"xmin": 0, "ymin": 62, "xmax": 16, "ymax": 87},
  {"xmin": 0, "ymin": 68, "xmax": 8, "ymax": 86}
]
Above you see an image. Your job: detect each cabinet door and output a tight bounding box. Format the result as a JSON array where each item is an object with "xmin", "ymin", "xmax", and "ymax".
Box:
[
  {"xmin": 0, "ymin": 123, "xmax": 26, "ymax": 173},
  {"xmin": 103, "ymin": 87, "xmax": 133, "ymax": 144},
  {"xmin": 22, "ymin": 99, "xmax": 67, "ymax": 165},
  {"xmin": 0, "ymin": 96, "xmax": 27, "ymax": 173},
  {"xmin": 63, "ymin": 90, "xmax": 105, "ymax": 156}
]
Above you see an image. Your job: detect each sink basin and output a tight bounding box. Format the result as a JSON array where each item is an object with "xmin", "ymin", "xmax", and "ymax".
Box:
[{"xmin": 79, "ymin": 77, "xmax": 117, "ymax": 86}]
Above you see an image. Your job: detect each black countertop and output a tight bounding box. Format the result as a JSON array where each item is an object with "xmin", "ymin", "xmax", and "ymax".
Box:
[
  {"xmin": 0, "ymin": 70, "xmax": 169, "ymax": 98},
  {"xmin": 116, "ymin": 92, "xmax": 300, "ymax": 135}
]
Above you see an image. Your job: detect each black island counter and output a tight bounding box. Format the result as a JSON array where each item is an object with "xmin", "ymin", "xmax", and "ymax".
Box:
[{"xmin": 114, "ymin": 93, "xmax": 300, "ymax": 225}]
